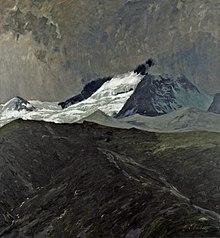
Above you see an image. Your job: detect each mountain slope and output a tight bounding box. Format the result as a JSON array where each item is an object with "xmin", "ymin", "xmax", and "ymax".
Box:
[
  {"xmin": 208, "ymin": 93, "xmax": 220, "ymax": 114},
  {"xmin": 78, "ymin": 109, "xmax": 132, "ymax": 130},
  {"xmin": 1, "ymin": 120, "xmax": 220, "ymax": 237},
  {"xmin": 80, "ymin": 107, "xmax": 220, "ymax": 133},
  {"xmin": 58, "ymin": 77, "xmax": 113, "ymax": 109},
  {"xmin": 121, "ymin": 107, "xmax": 220, "ymax": 132},
  {"xmin": 117, "ymin": 74, "xmax": 212, "ymax": 117}
]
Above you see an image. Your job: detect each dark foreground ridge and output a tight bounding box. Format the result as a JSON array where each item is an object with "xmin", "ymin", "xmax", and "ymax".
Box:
[{"xmin": 0, "ymin": 120, "xmax": 220, "ymax": 237}]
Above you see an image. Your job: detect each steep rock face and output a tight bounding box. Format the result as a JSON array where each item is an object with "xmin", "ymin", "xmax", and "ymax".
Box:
[
  {"xmin": 208, "ymin": 93, "xmax": 220, "ymax": 114},
  {"xmin": 0, "ymin": 0, "xmax": 220, "ymax": 102},
  {"xmin": 58, "ymin": 77, "xmax": 112, "ymax": 109},
  {"xmin": 117, "ymin": 74, "xmax": 212, "ymax": 117}
]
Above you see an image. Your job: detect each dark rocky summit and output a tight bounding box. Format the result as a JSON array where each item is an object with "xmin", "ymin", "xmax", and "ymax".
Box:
[
  {"xmin": 133, "ymin": 58, "xmax": 155, "ymax": 75},
  {"xmin": 0, "ymin": 120, "xmax": 220, "ymax": 237},
  {"xmin": 0, "ymin": 0, "xmax": 219, "ymax": 102},
  {"xmin": 208, "ymin": 93, "xmax": 220, "ymax": 114},
  {"xmin": 117, "ymin": 74, "xmax": 212, "ymax": 118}
]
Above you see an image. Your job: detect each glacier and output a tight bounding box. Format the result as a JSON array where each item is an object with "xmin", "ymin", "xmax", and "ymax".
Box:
[{"xmin": 0, "ymin": 72, "xmax": 143, "ymax": 128}]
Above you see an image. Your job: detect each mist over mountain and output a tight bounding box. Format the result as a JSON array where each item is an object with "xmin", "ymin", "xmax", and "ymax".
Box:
[{"xmin": 0, "ymin": 0, "xmax": 219, "ymax": 102}]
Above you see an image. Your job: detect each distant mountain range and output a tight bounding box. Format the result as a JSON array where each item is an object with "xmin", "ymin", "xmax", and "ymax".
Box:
[{"xmin": 1, "ymin": 67, "xmax": 220, "ymax": 132}]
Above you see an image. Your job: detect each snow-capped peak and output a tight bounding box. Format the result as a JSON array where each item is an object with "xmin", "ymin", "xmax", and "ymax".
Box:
[
  {"xmin": 1, "ymin": 96, "xmax": 36, "ymax": 114},
  {"xmin": 0, "ymin": 72, "xmax": 143, "ymax": 127}
]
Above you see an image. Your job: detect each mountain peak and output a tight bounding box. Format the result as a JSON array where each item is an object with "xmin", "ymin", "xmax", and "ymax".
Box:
[
  {"xmin": 117, "ymin": 74, "xmax": 212, "ymax": 118},
  {"xmin": 1, "ymin": 96, "xmax": 36, "ymax": 113}
]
